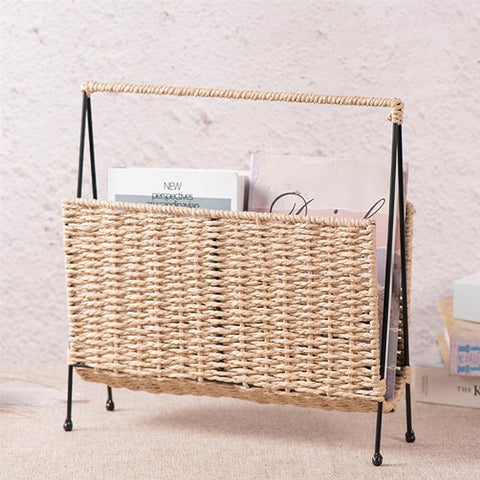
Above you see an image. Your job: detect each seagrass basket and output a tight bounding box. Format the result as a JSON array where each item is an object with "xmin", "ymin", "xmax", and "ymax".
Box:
[{"xmin": 63, "ymin": 196, "xmax": 414, "ymax": 413}]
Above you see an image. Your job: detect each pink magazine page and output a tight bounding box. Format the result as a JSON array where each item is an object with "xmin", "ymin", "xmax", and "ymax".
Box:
[{"xmin": 248, "ymin": 153, "xmax": 407, "ymax": 398}]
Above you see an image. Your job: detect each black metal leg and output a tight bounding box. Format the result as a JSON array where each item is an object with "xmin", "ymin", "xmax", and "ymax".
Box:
[
  {"xmin": 86, "ymin": 96, "xmax": 98, "ymax": 200},
  {"xmin": 76, "ymin": 92, "xmax": 88, "ymax": 198},
  {"xmin": 106, "ymin": 386, "xmax": 115, "ymax": 411},
  {"xmin": 405, "ymin": 384, "xmax": 415, "ymax": 442},
  {"xmin": 372, "ymin": 123, "xmax": 398, "ymax": 466},
  {"xmin": 63, "ymin": 365, "xmax": 74, "ymax": 432},
  {"xmin": 372, "ymin": 402, "xmax": 384, "ymax": 466},
  {"xmin": 397, "ymin": 125, "xmax": 415, "ymax": 444}
]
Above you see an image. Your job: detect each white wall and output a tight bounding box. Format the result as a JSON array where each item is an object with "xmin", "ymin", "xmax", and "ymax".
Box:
[{"xmin": 1, "ymin": 1, "xmax": 479, "ymax": 366}]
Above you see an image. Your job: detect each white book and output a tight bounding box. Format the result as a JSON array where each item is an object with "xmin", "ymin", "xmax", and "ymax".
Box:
[
  {"xmin": 413, "ymin": 366, "xmax": 480, "ymax": 409},
  {"xmin": 107, "ymin": 167, "xmax": 246, "ymax": 212},
  {"xmin": 454, "ymin": 272, "xmax": 480, "ymax": 324}
]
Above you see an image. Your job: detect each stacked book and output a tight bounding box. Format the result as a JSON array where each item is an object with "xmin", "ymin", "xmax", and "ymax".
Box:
[{"xmin": 414, "ymin": 272, "xmax": 480, "ymax": 409}]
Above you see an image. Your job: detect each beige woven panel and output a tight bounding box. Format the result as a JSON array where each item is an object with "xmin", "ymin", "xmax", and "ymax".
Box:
[{"xmin": 63, "ymin": 198, "xmax": 391, "ymax": 412}]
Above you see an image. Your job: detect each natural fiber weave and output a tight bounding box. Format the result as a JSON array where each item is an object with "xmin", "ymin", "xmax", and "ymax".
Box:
[
  {"xmin": 63, "ymin": 198, "xmax": 414, "ymax": 413},
  {"xmin": 81, "ymin": 81, "xmax": 404, "ymax": 124},
  {"xmin": 395, "ymin": 203, "xmax": 415, "ymax": 381}
]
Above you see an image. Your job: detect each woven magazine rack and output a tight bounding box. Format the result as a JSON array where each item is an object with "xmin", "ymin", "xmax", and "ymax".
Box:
[{"xmin": 62, "ymin": 81, "xmax": 416, "ymax": 466}]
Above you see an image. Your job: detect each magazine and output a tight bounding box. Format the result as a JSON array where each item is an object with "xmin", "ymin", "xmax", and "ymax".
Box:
[
  {"xmin": 107, "ymin": 167, "xmax": 247, "ymax": 212},
  {"xmin": 248, "ymin": 153, "xmax": 407, "ymax": 398}
]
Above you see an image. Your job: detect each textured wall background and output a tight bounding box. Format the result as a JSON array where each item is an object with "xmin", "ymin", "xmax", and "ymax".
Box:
[{"xmin": 1, "ymin": 1, "xmax": 479, "ymax": 366}]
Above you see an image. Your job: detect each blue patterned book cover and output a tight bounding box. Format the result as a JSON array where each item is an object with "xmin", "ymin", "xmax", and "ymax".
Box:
[{"xmin": 439, "ymin": 299, "xmax": 480, "ymax": 377}]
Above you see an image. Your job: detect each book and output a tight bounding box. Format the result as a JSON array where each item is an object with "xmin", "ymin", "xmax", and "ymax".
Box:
[
  {"xmin": 107, "ymin": 167, "xmax": 247, "ymax": 211},
  {"xmin": 438, "ymin": 299, "xmax": 480, "ymax": 376},
  {"xmin": 436, "ymin": 333, "xmax": 450, "ymax": 367},
  {"xmin": 248, "ymin": 153, "xmax": 406, "ymax": 398},
  {"xmin": 454, "ymin": 271, "xmax": 480, "ymax": 323},
  {"xmin": 413, "ymin": 365, "xmax": 480, "ymax": 409}
]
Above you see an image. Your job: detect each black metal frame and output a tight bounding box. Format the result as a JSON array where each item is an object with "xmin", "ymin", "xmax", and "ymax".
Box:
[
  {"xmin": 371, "ymin": 122, "xmax": 415, "ymax": 466},
  {"xmin": 63, "ymin": 93, "xmax": 114, "ymax": 433},
  {"xmin": 64, "ymin": 92, "xmax": 415, "ymax": 466}
]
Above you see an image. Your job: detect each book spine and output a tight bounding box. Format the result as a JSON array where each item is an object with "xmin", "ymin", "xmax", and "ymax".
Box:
[
  {"xmin": 413, "ymin": 366, "xmax": 480, "ymax": 409},
  {"xmin": 449, "ymin": 339, "xmax": 480, "ymax": 376},
  {"xmin": 385, "ymin": 291, "xmax": 400, "ymax": 399}
]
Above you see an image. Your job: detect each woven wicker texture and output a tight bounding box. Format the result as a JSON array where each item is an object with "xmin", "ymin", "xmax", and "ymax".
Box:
[
  {"xmin": 63, "ymin": 199, "xmax": 414, "ymax": 412},
  {"xmin": 81, "ymin": 81, "xmax": 404, "ymax": 124},
  {"xmin": 395, "ymin": 203, "xmax": 415, "ymax": 382}
]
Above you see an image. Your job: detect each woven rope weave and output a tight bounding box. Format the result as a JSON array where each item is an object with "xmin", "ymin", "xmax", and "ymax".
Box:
[
  {"xmin": 81, "ymin": 81, "xmax": 404, "ymax": 124},
  {"xmin": 63, "ymin": 199, "xmax": 414, "ymax": 413}
]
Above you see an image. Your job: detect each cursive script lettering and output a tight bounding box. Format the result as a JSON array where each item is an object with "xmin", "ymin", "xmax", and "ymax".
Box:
[
  {"xmin": 270, "ymin": 192, "xmax": 314, "ymax": 216},
  {"xmin": 269, "ymin": 191, "xmax": 387, "ymax": 218}
]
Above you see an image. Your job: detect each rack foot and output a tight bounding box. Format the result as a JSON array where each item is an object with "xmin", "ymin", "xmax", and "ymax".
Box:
[
  {"xmin": 106, "ymin": 386, "xmax": 115, "ymax": 411},
  {"xmin": 373, "ymin": 401, "xmax": 384, "ymax": 466},
  {"xmin": 372, "ymin": 453, "xmax": 383, "ymax": 466},
  {"xmin": 405, "ymin": 430, "xmax": 416, "ymax": 443},
  {"xmin": 64, "ymin": 365, "xmax": 74, "ymax": 432},
  {"xmin": 404, "ymin": 384, "xmax": 415, "ymax": 443}
]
